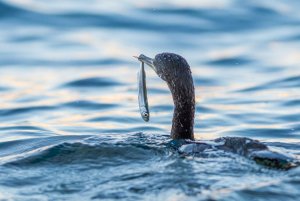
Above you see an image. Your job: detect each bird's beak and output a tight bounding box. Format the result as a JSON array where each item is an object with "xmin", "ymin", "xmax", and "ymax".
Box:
[{"xmin": 133, "ymin": 54, "xmax": 157, "ymax": 73}]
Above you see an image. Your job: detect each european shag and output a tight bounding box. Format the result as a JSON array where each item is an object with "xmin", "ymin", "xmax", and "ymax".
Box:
[{"xmin": 134, "ymin": 52, "xmax": 298, "ymax": 169}]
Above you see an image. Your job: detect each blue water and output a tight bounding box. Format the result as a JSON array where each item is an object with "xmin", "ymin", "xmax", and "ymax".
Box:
[{"xmin": 0, "ymin": 0, "xmax": 300, "ymax": 200}]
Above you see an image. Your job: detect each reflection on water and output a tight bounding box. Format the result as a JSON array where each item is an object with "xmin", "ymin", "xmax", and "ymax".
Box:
[{"xmin": 0, "ymin": 0, "xmax": 300, "ymax": 200}]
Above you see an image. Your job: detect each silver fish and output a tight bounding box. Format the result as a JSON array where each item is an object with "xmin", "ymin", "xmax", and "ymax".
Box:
[{"xmin": 137, "ymin": 61, "xmax": 150, "ymax": 122}]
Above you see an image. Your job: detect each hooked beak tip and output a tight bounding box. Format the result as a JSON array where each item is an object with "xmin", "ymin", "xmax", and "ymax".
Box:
[{"xmin": 134, "ymin": 53, "xmax": 154, "ymax": 65}]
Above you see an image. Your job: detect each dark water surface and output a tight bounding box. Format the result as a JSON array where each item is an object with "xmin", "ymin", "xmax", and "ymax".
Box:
[{"xmin": 0, "ymin": 0, "xmax": 300, "ymax": 200}]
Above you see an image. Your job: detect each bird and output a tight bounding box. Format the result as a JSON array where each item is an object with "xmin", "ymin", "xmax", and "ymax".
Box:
[
  {"xmin": 134, "ymin": 52, "xmax": 298, "ymax": 169},
  {"xmin": 136, "ymin": 53, "xmax": 195, "ymax": 140}
]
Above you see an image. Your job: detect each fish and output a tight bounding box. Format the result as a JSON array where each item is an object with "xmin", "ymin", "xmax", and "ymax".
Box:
[{"xmin": 137, "ymin": 61, "xmax": 150, "ymax": 122}]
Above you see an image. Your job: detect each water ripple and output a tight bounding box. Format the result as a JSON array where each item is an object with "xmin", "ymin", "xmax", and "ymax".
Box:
[
  {"xmin": 62, "ymin": 77, "xmax": 122, "ymax": 88},
  {"xmin": 282, "ymin": 100, "xmax": 300, "ymax": 107},
  {"xmin": 238, "ymin": 75, "xmax": 300, "ymax": 92},
  {"xmin": 0, "ymin": 58, "xmax": 127, "ymax": 67},
  {"xmin": 207, "ymin": 56, "xmax": 252, "ymax": 67},
  {"xmin": 0, "ymin": 106, "xmax": 56, "ymax": 117},
  {"xmin": 62, "ymin": 100, "xmax": 118, "ymax": 110},
  {"xmin": 0, "ymin": 86, "xmax": 9, "ymax": 91}
]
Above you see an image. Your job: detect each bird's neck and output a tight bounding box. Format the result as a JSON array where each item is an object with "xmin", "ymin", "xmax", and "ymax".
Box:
[{"xmin": 168, "ymin": 75, "xmax": 195, "ymax": 140}]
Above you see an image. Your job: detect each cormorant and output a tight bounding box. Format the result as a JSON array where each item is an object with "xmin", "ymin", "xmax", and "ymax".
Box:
[{"xmin": 134, "ymin": 53, "xmax": 298, "ymax": 169}]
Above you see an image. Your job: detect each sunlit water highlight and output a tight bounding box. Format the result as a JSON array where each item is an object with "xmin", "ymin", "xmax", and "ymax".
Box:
[{"xmin": 0, "ymin": 0, "xmax": 300, "ymax": 200}]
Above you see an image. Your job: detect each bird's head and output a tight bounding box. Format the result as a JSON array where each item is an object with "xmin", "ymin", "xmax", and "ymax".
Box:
[{"xmin": 134, "ymin": 53, "xmax": 191, "ymax": 84}]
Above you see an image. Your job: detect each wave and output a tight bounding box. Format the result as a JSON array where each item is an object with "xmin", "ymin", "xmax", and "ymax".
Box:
[
  {"xmin": 0, "ymin": 58, "xmax": 128, "ymax": 67},
  {"xmin": 62, "ymin": 100, "xmax": 118, "ymax": 110},
  {"xmin": 206, "ymin": 56, "xmax": 252, "ymax": 67},
  {"xmin": 0, "ymin": 106, "xmax": 56, "ymax": 117},
  {"xmin": 0, "ymin": 1, "xmax": 28, "ymax": 17},
  {"xmin": 61, "ymin": 77, "xmax": 122, "ymax": 88},
  {"xmin": 237, "ymin": 75, "xmax": 300, "ymax": 92},
  {"xmin": 0, "ymin": 0, "xmax": 293, "ymax": 34},
  {"xmin": 0, "ymin": 86, "xmax": 9, "ymax": 91},
  {"xmin": 1, "ymin": 133, "xmax": 169, "ymax": 167},
  {"xmin": 282, "ymin": 99, "xmax": 300, "ymax": 107}
]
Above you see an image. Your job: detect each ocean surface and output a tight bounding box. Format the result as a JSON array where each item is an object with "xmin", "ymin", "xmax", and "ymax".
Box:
[{"xmin": 0, "ymin": 0, "xmax": 300, "ymax": 200}]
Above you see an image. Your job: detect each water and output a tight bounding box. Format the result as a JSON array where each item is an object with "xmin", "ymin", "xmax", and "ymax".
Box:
[{"xmin": 0, "ymin": 0, "xmax": 300, "ymax": 200}]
